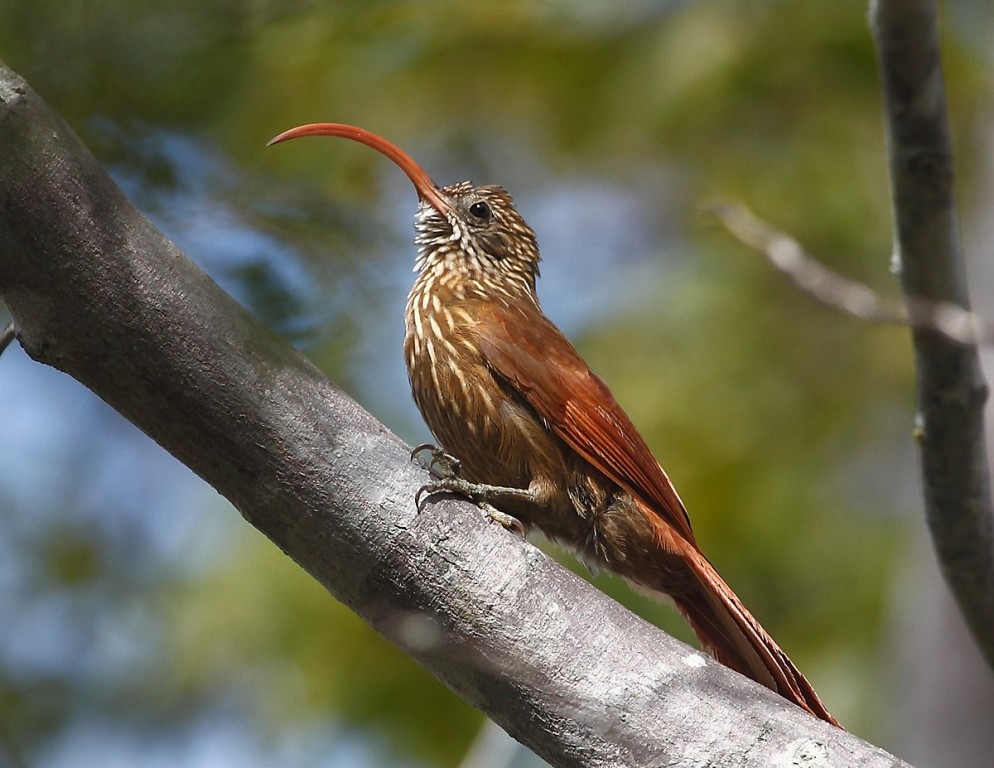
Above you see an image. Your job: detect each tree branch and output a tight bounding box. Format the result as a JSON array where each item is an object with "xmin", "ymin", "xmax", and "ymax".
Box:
[
  {"xmin": 0, "ymin": 62, "xmax": 909, "ymax": 766},
  {"xmin": 709, "ymin": 201, "xmax": 990, "ymax": 345},
  {"xmin": 871, "ymin": 0, "xmax": 994, "ymax": 668}
]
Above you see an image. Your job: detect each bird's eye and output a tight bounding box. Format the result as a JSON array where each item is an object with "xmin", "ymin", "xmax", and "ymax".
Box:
[{"xmin": 468, "ymin": 200, "xmax": 492, "ymax": 221}]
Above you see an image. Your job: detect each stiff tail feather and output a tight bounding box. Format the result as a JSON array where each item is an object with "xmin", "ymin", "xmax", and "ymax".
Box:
[{"xmin": 673, "ymin": 545, "xmax": 841, "ymax": 727}]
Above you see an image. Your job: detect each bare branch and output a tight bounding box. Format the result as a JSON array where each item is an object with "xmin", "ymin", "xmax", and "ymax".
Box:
[
  {"xmin": 709, "ymin": 201, "xmax": 989, "ymax": 345},
  {"xmin": 871, "ymin": 0, "xmax": 994, "ymax": 666},
  {"xmin": 0, "ymin": 62, "xmax": 912, "ymax": 766}
]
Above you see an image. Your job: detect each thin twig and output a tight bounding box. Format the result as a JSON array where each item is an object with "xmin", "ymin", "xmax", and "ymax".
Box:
[{"xmin": 708, "ymin": 201, "xmax": 989, "ymax": 345}]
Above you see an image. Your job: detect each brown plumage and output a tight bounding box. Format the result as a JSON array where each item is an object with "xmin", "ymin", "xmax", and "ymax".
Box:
[{"xmin": 268, "ymin": 123, "xmax": 841, "ymax": 728}]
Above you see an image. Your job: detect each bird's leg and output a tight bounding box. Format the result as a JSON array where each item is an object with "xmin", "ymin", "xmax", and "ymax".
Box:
[{"xmin": 411, "ymin": 443, "xmax": 528, "ymax": 536}]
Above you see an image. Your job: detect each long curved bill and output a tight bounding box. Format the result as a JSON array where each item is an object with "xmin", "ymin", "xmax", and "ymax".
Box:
[{"xmin": 267, "ymin": 122, "xmax": 451, "ymax": 215}]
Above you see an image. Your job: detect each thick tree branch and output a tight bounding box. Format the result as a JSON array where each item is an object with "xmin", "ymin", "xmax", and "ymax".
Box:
[
  {"xmin": 871, "ymin": 0, "xmax": 994, "ymax": 667},
  {"xmin": 0, "ymin": 63, "xmax": 908, "ymax": 766}
]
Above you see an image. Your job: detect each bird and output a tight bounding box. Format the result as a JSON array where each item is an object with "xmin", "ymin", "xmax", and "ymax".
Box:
[{"xmin": 268, "ymin": 123, "xmax": 841, "ymax": 727}]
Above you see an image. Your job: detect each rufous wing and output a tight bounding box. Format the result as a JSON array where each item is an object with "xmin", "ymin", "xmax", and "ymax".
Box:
[{"xmin": 475, "ymin": 300, "xmax": 696, "ymax": 545}]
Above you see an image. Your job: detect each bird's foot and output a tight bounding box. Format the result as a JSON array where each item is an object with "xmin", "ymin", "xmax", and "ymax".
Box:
[
  {"xmin": 410, "ymin": 443, "xmax": 461, "ymax": 479},
  {"xmin": 414, "ymin": 473, "xmax": 528, "ymax": 538},
  {"xmin": 478, "ymin": 502, "xmax": 527, "ymax": 537}
]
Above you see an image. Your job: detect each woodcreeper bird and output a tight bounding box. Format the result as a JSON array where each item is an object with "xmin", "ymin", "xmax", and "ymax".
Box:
[{"xmin": 268, "ymin": 123, "xmax": 840, "ymax": 727}]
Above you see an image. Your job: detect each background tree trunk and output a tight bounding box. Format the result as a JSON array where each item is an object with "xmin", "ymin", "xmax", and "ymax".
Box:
[{"xmin": 871, "ymin": 0, "xmax": 994, "ymax": 668}]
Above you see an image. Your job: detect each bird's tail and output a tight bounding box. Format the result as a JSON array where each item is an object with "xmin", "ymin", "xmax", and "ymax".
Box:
[{"xmin": 669, "ymin": 543, "xmax": 841, "ymax": 727}]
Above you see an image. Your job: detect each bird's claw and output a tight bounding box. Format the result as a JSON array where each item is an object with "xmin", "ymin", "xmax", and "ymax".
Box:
[
  {"xmin": 480, "ymin": 502, "xmax": 527, "ymax": 538},
  {"xmin": 415, "ymin": 474, "xmax": 473, "ymax": 511},
  {"xmin": 410, "ymin": 443, "xmax": 461, "ymax": 479},
  {"xmin": 414, "ymin": 481, "xmax": 435, "ymax": 511},
  {"xmin": 416, "ymin": 475, "xmax": 482, "ymax": 507},
  {"xmin": 410, "ymin": 442, "xmax": 437, "ymax": 464},
  {"xmin": 415, "ymin": 475, "xmax": 526, "ymax": 538}
]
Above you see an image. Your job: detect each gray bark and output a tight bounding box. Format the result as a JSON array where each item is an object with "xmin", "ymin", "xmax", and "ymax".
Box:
[
  {"xmin": 0, "ymin": 62, "xmax": 909, "ymax": 767},
  {"xmin": 871, "ymin": 0, "xmax": 994, "ymax": 668}
]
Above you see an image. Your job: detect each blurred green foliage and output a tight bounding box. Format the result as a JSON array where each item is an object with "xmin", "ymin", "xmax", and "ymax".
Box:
[{"xmin": 1, "ymin": 1, "xmax": 991, "ymax": 765}]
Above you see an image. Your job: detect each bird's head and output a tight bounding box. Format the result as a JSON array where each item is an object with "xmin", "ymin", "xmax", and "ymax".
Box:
[{"xmin": 268, "ymin": 123, "xmax": 540, "ymax": 295}]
